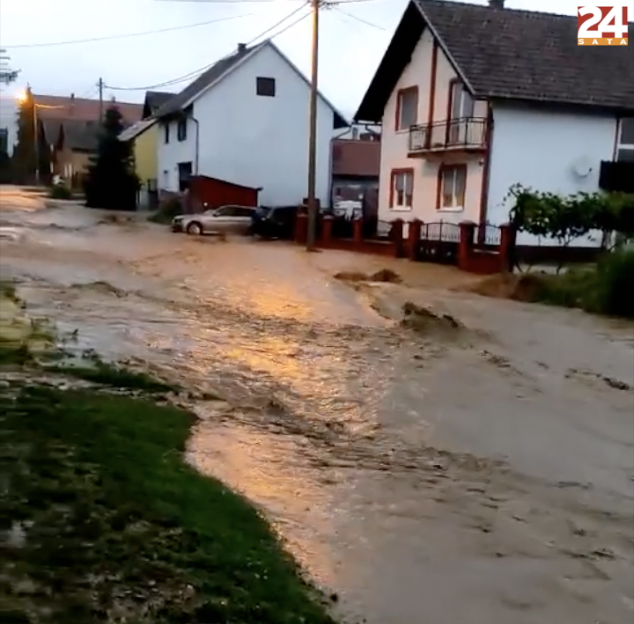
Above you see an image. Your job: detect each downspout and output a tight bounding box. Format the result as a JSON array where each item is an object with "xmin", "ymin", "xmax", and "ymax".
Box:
[{"xmin": 191, "ymin": 116, "xmax": 200, "ymax": 176}]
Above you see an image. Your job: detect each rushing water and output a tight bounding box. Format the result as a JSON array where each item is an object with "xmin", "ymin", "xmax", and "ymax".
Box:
[{"xmin": 2, "ymin": 194, "xmax": 633, "ymax": 624}]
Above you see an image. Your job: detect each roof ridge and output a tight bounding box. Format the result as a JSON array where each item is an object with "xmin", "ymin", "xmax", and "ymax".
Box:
[{"xmin": 416, "ymin": 0, "xmax": 578, "ymax": 21}]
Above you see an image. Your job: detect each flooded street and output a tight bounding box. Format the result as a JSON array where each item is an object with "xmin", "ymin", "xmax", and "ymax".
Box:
[{"xmin": 2, "ymin": 187, "xmax": 633, "ymax": 624}]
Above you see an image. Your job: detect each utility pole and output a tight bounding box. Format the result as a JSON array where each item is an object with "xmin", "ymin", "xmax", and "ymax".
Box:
[
  {"xmin": 305, "ymin": 0, "xmax": 320, "ymax": 250},
  {"xmin": 98, "ymin": 78, "xmax": 104, "ymax": 122}
]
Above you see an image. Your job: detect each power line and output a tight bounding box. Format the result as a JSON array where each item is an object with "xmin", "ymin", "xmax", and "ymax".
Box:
[
  {"xmin": 4, "ymin": 14, "xmax": 251, "ymax": 49},
  {"xmin": 105, "ymin": 4, "xmax": 310, "ymax": 92},
  {"xmin": 335, "ymin": 6, "xmax": 385, "ymax": 29}
]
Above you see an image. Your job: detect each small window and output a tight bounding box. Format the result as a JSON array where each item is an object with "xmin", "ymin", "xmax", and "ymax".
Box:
[
  {"xmin": 390, "ymin": 169, "xmax": 414, "ymax": 209},
  {"xmin": 164, "ymin": 123, "xmax": 170, "ymax": 144},
  {"xmin": 215, "ymin": 206, "xmax": 238, "ymax": 217},
  {"xmin": 438, "ymin": 165, "xmax": 467, "ymax": 211},
  {"xmin": 234, "ymin": 207, "xmax": 254, "ymax": 217},
  {"xmin": 256, "ymin": 77, "xmax": 276, "ymax": 97},
  {"xmin": 177, "ymin": 118, "xmax": 187, "ymax": 141},
  {"xmin": 617, "ymin": 118, "xmax": 634, "ymax": 162},
  {"xmin": 395, "ymin": 87, "xmax": 418, "ymax": 131}
]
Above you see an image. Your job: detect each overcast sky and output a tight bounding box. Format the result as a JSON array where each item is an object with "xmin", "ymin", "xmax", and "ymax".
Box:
[{"xmin": 0, "ymin": 0, "xmax": 629, "ymax": 119}]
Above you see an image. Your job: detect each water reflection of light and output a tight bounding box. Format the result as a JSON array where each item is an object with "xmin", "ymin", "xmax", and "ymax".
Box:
[{"xmin": 188, "ymin": 423, "xmax": 341, "ymax": 588}]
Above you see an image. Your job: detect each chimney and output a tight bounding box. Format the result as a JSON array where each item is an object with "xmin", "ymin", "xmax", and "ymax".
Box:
[
  {"xmin": 237, "ymin": 43, "xmax": 247, "ymax": 53},
  {"xmin": 489, "ymin": 0, "xmax": 505, "ymax": 7}
]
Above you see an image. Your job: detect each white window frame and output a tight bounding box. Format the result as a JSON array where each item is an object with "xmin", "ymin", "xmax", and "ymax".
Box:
[
  {"xmin": 390, "ymin": 170, "xmax": 413, "ymax": 210},
  {"xmin": 438, "ymin": 165, "xmax": 466, "ymax": 212},
  {"xmin": 616, "ymin": 118, "xmax": 634, "ymax": 161}
]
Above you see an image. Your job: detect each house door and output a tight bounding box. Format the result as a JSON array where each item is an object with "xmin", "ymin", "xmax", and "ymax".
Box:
[
  {"xmin": 177, "ymin": 162, "xmax": 193, "ymax": 191},
  {"xmin": 448, "ymin": 82, "xmax": 474, "ymax": 144}
]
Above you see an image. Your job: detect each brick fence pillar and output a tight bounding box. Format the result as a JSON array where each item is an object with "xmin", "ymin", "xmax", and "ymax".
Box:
[
  {"xmin": 321, "ymin": 215, "xmax": 333, "ymax": 247},
  {"xmin": 391, "ymin": 219, "xmax": 404, "ymax": 257},
  {"xmin": 295, "ymin": 212, "xmax": 308, "ymax": 244},
  {"xmin": 458, "ymin": 221, "xmax": 476, "ymax": 270},
  {"xmin": 499, "ymin": 223, "xmax": 515, "ymax": 272},
  {"xmin": 407, "ymin": 219, "xmax": 422, "ymax": 260},
  {"xmin": 353, "ymin": 217, "xmax": 363, "ymax": 248}
]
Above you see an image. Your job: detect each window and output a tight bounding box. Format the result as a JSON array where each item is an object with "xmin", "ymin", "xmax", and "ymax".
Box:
[
  {"xmin": 395, "ymin": 87, "xmax": 418, "ymax": 131},
  {"xmin": 617, "ymin": 118, "xmax": 634, "ymax": 162},
  {"xmin": 164, "ymin": 123, "xmax": 170, "ymax": 144},
  {"xmin": 177, "ymin": 118, "xmax": 187, "ymax": 141},
  {"xmin": 438, "ymin": 164, "xmax": 467, "ymax": 211},
  {"xmin": 390, "ymin": 169, "xmax": 414, "ymax": 209},
  {"xmin": 256, "ymin": 77, "xmax": 276, "ymax": 97},
  {"xmin": 448, "ymin": 80, "xmax": 475, "ymax": 144}
]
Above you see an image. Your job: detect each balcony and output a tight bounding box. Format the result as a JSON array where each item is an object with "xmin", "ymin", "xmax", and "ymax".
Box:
[
  {"xmin": 599, "ymin": 160, "xmax": 634, "ymax": 193},
  {"xmin": 408, "ymin": 117, "xmax": 487, "ymax": 156}
]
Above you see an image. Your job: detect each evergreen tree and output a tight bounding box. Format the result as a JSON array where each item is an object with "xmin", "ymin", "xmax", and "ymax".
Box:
[
  {"xmin": 84, "ymin": 105, "xmax": 139, "ymax": 210},
  {"xmin": 11, "ymin": 87, "xmax": 36, "ymax": 183},
  {"xmin": 10, "ymin": 86, "xmax": 51, "ymax": 184}
]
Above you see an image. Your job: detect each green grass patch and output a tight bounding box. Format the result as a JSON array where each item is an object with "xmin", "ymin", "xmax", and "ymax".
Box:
[
  {"xmin": 528, "ymin": 249, "xmax": 634, "ymax": 318},
  {"xmin": 0, "ymin": 385, "xmax": 337, "ymax": 623}
]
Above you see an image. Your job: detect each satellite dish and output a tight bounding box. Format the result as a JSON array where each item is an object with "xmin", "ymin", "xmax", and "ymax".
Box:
[{"xmin": 572, "ymin": 156, "xmax": 593, "ymax": 178}]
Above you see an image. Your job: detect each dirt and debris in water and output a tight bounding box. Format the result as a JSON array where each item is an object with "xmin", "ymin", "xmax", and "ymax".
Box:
[
  {"xmin": 334, "ymin": 268, "xmax": 402, "ymax": 284},
  {"xmin": 400, "ymin": 301, "xmax": 462, "ymax": 335},
  {"xmin": 1, "ymin": 188, "xmax": 633, "ymax": 624}
]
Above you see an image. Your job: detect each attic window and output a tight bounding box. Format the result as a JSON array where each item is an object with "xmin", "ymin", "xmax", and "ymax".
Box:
[{"xmin": 256, "ymin": 77, "xmax": 276, "ymax": 97}]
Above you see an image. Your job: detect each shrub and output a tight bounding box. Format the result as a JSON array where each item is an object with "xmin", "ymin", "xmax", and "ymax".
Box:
[
  {"xmin": 594, "ymin": 249, "xmax": 634, "ymax": 318},
  {"xmin": 49, "ymin": 184, "xmax": 73, "ymax": 200},
  {"xmin": 148, "ymin": 196, "xmax": 182, "ymax": 224}
]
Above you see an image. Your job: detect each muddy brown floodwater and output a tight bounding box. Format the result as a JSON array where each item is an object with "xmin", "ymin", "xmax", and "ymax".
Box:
[{"xmin": 2, "ymin": 188, "xmax": 634, "ymax": 624}]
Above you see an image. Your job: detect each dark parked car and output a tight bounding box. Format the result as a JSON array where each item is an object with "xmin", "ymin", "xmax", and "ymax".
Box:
[{"xmin": 251, "ymin": 205, "xmax": 299, "ymax": 239}]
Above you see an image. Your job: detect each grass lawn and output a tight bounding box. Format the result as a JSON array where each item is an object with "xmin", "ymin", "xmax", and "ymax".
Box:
[{"xmin": 0, "ymin": 344, "xmax": 337, "ymax": 624}]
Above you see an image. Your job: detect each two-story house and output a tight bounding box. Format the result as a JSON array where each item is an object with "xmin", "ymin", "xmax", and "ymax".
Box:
[
  {"xmin": 155, "ymin": 40, "xmax": 348, "ymax": 208},
  {"xmin": 354, "ymin": 0, "xmax": 634, "ymax": 246}
]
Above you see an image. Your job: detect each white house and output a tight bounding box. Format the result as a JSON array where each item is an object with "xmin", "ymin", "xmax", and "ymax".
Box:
[
  {"xmin": 354, "ymin": 0, "xmax": 634, "ymax": 246},
  {"xmin": 155, "ymin": 39, "xmax": 348, "ymax": 208}
]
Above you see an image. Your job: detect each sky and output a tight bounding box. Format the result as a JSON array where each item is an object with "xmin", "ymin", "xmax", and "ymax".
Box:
[{"xmin": 0, "ymin": 0, "xmax": 630, "ymax": 120}]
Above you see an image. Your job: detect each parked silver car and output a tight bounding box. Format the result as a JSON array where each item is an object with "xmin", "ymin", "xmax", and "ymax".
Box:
[{"xmin": 171, "ymin": 205, "xmax": 256, "ymax": 236}]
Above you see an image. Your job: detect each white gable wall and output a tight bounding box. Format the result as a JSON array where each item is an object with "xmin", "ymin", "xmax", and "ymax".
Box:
[
  {"xmin": 487, "ymin": 103, "xmax": 618, "ymax": 246},
  {"xmin": 158, "ymin": 43, "xmax": 336, "ymax": 207}
]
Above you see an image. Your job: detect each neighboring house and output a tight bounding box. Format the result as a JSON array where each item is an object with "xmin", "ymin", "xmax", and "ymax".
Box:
[
  {"xmin": 155, "ymin": 40, "xmax": 348, "ymax": 207},
  {"xmin": 354, "ymin": 0, "xmax": 634, "ymax": 246},
  {"xmin": 119, "ymin": 118, "xmax": 160, "ymax": 207},
  {"xmin": 335, "ymin": 122, "xmax": 381, "ymax": 142},
  {"xmin": 331, "ymin": 138, "xmax": 380, "ymax": 217},
  {"xmin": 47, "ymin": 119, "xmax": 100, "ymax": 185},
  {"xmin": 33, "ymin": 93, "xmax": 143, "ymax": 124},
  {"xmin": 142, "ymin": 90, "xmax": 174, "ymax": 119}
]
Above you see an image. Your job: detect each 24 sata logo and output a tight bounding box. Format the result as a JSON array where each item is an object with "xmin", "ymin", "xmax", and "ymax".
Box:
[{"xmin": 578, "ymin": 4, "xmax": 629, "ymax": 45}]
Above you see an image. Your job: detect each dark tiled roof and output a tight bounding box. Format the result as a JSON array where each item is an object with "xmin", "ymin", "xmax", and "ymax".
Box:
[
  {"xmin": 60, "ymin": 119, "xmax": 100, "ymax": 152},
  {"xmin": 332, "ymin": 139, "xmax": 380, "ymax": 177},
  {"xmin": 155, "ymin": 43, "xmax": 262, "ymax": 118},
  {"xmin": 417, "ymin": 0, "xmax": 634, "ymax": 110},
  {"xmin": 355, "ymin": 0, "xmax": 634, "ymax": 121},
  {"xmin": 143, "ymin": 91, "xmax": 174, "ymax": 118}
]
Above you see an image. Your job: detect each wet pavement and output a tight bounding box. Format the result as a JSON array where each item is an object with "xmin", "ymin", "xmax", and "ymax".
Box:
[{"xmin": 1, "ymin": 186, "xmax": 633, "ymax": 624}]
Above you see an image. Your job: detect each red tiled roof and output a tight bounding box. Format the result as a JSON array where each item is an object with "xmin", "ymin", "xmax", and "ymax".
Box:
[
  {"xmin": 331, "ymin": 138, "xmax": 380, "ymax": 178},
  {"xmin": 33, "ymin": 94, "xmax": 143, "ymax": 124}
]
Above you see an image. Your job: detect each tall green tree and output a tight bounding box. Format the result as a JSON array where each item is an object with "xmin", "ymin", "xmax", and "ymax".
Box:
[
  {"xmin": 10, "ymin": 86, "xmax": 51, "ymax": 184},
  {"xmin": 11, "ymin": 87, "xmax": 36, "ymax": 183},
  {"xmin": 84, "ymin": 105, "xmax": 138, "ymax": 210}
]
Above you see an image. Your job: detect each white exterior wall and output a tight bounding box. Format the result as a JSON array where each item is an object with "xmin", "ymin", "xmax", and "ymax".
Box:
[
  {"xmin": 157, "ymin": 43, "xmax": 335, "ymax": 207},
  {"xmin": 487, "ymin": 103, "xmax": 618, "ymax": 246},
  {"xmin": 379, "ymin": 28, "xmax": 487, "ymax": 230}
]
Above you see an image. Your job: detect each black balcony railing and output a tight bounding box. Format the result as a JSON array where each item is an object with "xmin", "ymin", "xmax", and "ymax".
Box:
[
  {"xmin": 409, "ymin": 117, "xmax": 487, "ymax": 153},
  {"xmin": 599, "ymin": 160, "xmax": 634, "ymax": 193}
]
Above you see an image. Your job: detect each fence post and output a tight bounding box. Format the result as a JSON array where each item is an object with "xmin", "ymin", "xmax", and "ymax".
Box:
[
  {"xmin": 295, "ymin": 211, "xmax": 308, "ymax": 244},
  {"xmin": 391, "ymin": 219, "xmax": 404, "ymax": 257},
  {"xmin": 458, "ymin": 221, "xmax": 476, "ymax": 270},
  {"xmin": 498, "ymin": 222, "xmax": 515, "ymax": 272},
  {"xmin": 353, "ymin": 217, "xmax": 363, "ymax": 248},
  {"xmin": 321, "ymin": 215, "xmax": 333, "ymax": 247},
  {"xmin": 407, "ymin": 219, "xmax": 422, "ymax": 260}
]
